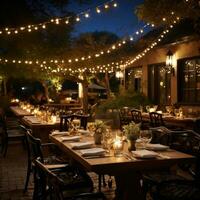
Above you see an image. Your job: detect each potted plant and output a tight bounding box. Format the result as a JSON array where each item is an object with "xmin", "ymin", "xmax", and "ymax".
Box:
[
  {"xmin": 123, "ymin": 122, "xmax": 141, "ymax": 151},
  {"xmin": 93, "ymin": 120, "xmax": 107, "ymax": 144}
]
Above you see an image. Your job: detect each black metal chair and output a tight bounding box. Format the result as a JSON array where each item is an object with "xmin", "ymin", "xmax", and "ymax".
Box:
[
  {"xmin": 149, "ymin": 112, "xmax": 165, "ymax": 127},
  {"xmin": 143, "ymin": 128, "xmax": 200, "ymax": 200},
  {"xmin": 25, "ymin": 131, "xmax": 93, "ymax": 198},
  {"xmin": 0, "ymin": 112, "xmax": 26, "ymax": 157},
  {"xmin": 193, "ymin": 118, "xmax": 200, "ymax": 135},
  {"xmin": 33, "ymin": 159, "xmax": 96, "ymax": 200},
  {"xmin": 23, "ymin": 128, "xmax": 68, "ymax": 192},
  {"xmin": 119, "ymin": 107, "xmax": 132, "ymax": 129},
  {"xmin": 150, "ymin": 131, "xmax": 200, "ymax": 200},
  {"xmin": 60, "ymin": 114, "xmax": 89, "ymax": 131},
  {"xmin": 131, "ymin": 108, "xmax": 149, "ymax": 129}
]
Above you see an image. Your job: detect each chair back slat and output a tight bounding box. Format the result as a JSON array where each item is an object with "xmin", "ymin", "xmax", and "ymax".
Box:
[
  {"xmin": 131, "ymin": 109, "xmax": 142, "ymax": 124},
  {"xmin": 149, "ymin": 112, "xmax": 165, "ymax": 127}
]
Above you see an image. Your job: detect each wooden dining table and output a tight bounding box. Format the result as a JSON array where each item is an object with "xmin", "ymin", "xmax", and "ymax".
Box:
[
  {"xmin": 142, "ymin": 112, "xmax": 196, "ymax": 129},
  {"xmin": 10, "ymin": 106, "xmax": 34, "ymax": 117},
  {"xmin": 50, "ymin": 134, "xmax": 195, "ymax": 200},
  {"xmin": 21, "ymin": 116, "xmax": 60, "ymax": 142}
]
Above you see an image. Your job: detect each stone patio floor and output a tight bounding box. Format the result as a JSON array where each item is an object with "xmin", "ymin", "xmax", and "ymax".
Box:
[{"xmin": 0, "ymin": 142, "xmax": 115, "ymax": 200}]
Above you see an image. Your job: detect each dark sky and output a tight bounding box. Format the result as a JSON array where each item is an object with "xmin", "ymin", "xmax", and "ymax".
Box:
[{"xmin": 69, "ymin": 0, "xmax": 144, "ymax": 37}]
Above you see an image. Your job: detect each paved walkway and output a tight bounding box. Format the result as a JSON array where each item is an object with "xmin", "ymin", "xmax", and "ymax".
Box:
[{"xmin": 0, "ymin": 142, "xmax": 115, "ymax": 200}]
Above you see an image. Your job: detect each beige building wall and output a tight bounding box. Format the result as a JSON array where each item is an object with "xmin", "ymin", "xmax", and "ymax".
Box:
[{"xmin": 128, "ymin": 37, "xmax": 200, "ymax": 104}]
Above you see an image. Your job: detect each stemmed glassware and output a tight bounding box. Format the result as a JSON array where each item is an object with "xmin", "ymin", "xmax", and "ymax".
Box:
[
  {"xmin": 102, "ymin": 127, "xmax": 113, "ymax": 154},
  {"xmin": 139, "ymin": 130, "xmax": 152, "ymax": 148}
]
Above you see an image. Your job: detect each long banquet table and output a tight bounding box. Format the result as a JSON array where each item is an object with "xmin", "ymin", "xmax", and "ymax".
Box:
[
  {"xmin": 50, "ymin": 134, "xmax": 195, "ymax": 200},
  {"xmin": 21, "ymin": 116, "xmax": 60, "ymax": 142},
  {"xmin": 142, "ymin": 112, "xmax": 196, "ymax": 129},
  {"xmin": 10, "ymin": 106, "xmax": 34, "ymax": 117}
]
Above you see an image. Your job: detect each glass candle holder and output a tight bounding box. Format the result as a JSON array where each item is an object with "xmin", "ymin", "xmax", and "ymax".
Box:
[{"xmin": 113, "ymin": 136, "xmax": 124, "ymax": 157}]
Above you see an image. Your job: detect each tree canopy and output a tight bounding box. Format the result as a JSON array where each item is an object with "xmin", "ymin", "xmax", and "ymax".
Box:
[{"xmin": 135, "ymin": 0, "xmax": 200, "ymax": 30}]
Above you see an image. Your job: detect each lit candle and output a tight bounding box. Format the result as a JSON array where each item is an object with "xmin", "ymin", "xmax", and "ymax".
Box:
[
  {"xmin": 113, "ymin": 136, "xmax": 123, "ymax": 156},
  {"xmin": 149, "ymin": 108, "xmax": 154, "ymax": 112},
  {"xmin": 51, "ymin": 115, "xmax": 57, "ymax": 123}
]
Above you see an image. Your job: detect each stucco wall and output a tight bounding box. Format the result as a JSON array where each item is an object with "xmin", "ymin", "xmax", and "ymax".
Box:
[{"xmin": 128, "ymin": 37, "xmax": 200, "ymax": 104}]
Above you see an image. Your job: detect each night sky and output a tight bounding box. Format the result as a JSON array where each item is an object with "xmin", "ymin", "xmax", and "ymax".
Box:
[{"xmin": 69, "ymin": 0, "xmax": 144, "ymax": 37}]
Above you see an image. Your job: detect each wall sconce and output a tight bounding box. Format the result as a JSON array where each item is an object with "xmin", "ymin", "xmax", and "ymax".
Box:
[{"xmin": 166, "ymin": 50, "xmax": 175, "ymax": 76}]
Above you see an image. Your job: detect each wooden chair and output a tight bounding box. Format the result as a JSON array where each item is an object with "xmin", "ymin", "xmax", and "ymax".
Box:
[
  {"xmin": 0, "ymin": 113, "xmax": 26, "ymax": 157},
  {"xmin": 33, "ymin": 159, "xmax": 96, "ymax": 200}
]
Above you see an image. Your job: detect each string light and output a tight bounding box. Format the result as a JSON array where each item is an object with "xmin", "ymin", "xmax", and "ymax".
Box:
[
  {"xmin": 0, "ymin": 15, "xmax": 181, "ymax": 75},
  {"xmin": 0, "ymin": 0, "xmax": 118, "ymax": 36}
]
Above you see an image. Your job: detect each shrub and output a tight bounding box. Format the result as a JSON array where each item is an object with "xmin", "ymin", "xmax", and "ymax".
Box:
[{"xmin": 96, "ymin": 89, "xmax": 152, "ymax": 113}]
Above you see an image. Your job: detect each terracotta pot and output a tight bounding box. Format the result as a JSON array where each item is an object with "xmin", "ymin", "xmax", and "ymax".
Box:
[{"xmin": 127, "ymin": 139, "xmax": 136, "ymax": 151}]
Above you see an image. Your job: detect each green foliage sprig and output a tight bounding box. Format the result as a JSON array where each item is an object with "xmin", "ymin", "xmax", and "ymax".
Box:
[{"xmin": 123, "ymin": 122, "xmax": 141, "ymax": 140}]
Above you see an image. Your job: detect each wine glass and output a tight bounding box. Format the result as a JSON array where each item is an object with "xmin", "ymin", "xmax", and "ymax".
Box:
[
  {"xmin": 139, "ymin": 130, "xmax": 152, "ymax": 148},
  {"xmin": 146, "ymin": 105, "xmax": 150, "ymax": 113},
  {"xmin": 102, "ymin": 128, "xmax": 113, "ymax": 153}
]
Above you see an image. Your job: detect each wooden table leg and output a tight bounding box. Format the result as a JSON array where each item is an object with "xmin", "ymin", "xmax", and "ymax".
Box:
[{"xmin": 114, "ymin": 171, "xmax": 145, "ymax": 200}]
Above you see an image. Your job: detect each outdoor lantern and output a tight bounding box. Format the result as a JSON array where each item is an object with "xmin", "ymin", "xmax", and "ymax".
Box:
[{"xmin": 166, "ymin": 50, "xmax": 175, "ymax": 76}]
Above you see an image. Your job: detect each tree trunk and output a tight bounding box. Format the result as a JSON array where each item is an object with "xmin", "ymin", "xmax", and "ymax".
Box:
[
  {"xmin": 40, "ymin": 80, "xmax": 49, "ymax": 103},
  {"xmin": 82, "ymin": 80, "xmax": 88, "ymax": 114},
  {"xmin": 3, "ymin": 78, "xmax": 7, "ymax": 96},
  {"xmin": 105, "ymin": 72, "xmax": 111, "ymax": 98}
]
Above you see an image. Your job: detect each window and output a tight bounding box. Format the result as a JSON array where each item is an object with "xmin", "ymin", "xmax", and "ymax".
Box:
[
  {"xmin": 148, "ymin": 63, "xmax": 171, "ymax": 104},
  {"xmin": 126, "ymin": 67, "xmax": 142, "ymax": 92},
  {"xmin": 178, "ymin": 57, "xmax": 200, "ymax": 104}
]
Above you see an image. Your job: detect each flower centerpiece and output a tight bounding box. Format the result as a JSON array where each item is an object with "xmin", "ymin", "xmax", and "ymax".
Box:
[
  {"xmin": 93, "ymin": 120, "xmax": 107, "ymax": 144},
  {"xmin": 123, "ymin": 122, "xmax": 141, "ymax": 151}
]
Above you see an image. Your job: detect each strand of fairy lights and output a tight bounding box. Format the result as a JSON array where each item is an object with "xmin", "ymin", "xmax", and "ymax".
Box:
[
  {"xmin": 0, "ymin": 14, "xmax": 180, "ymax": 75},
  {"xmin": 0, "ymin": 0, "xmax": 118, "ymax": 36},
  {"xmin": 0, "ymin": 23, "xmax": 153, "ymax": 65},
  {"xmin": 0, "ymin": 17, "xmax": 179, "ymax": 75}
]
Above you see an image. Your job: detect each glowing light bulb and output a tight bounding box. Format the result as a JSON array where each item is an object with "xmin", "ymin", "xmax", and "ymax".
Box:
[
  {"xmin": 84, "ymin": 13, "xmax": 89, "ymax": 18},
  {"xmin": 104, "ymin": 4, "xmax": 109, "ymax": 9},
  {"xmin": 113, "ymin": 2, "xmax": 118, "ymax": 7},
  {"xmin": 96, "ymin": 8, "xmax": 101, "ymax": 13},
  {"xmin": 65, "ymin": 20, "xmax": 69, "ymax": 24},
  {"xmin": 42, "ymin": 25, "xmax": 46, "ymax": 29},
  {"xmin": 76, "ymin": 17, "xmax": 80, "ymax": 22}
]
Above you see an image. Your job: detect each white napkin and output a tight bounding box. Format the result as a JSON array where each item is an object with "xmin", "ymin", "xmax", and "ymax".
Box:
[
  {"xmin": 70, "ymin": 141, "xmax": 94, "ymax": 149},
  {"xmin": 145, "ymin": 144, "xmax": 169, "ymax": 151},
  {"xmin": 51, "ymin": 131, "xmax": 70, "ymax": 136},
  {"xmin": 60, "ymin": 136, "xmax": 81, "ymax": 142},
  {"xmin": 132, "ymin": 150, "xmax": 158, "ymax": 158},
  {"xmin": 24, "ymin": 116, "xmax": 41, "ymax": 124},
  {"xmin": 80, "ymin": 148, "xmax": 106, "ymax": 157},
  {"xmin": 78, "ymin": 130, "xmax": 91, "ymax": 135}
]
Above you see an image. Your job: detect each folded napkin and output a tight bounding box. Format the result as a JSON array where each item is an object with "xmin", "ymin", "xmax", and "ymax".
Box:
[
  {"xmin": 80, "ymin": 148, "xmax": 106, "ymax": 157},
  {"xmin": 24, "ymin": 116, "xmax": 41, "ymax": 124},
  {"xmin": 60, "ymin": 136, "xmax": 81, "ymax": 142},
  {"xmin": 70, "ymin": 141, "xmax": 94, "ymax": 149},
  {"xmin": 145, "ymin": 144, "xmax": 169, "ymax": 151},
  {"xmin": 78, "ymin": 129, "xmax": 91, "ymax": 135},
  {"xmin": 51, "ymin": 131, "xmax": 70, "ymax": 136},
  {"xmin": 132, "ymin": 150, "xmax": 158, "ymax": 158}
]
